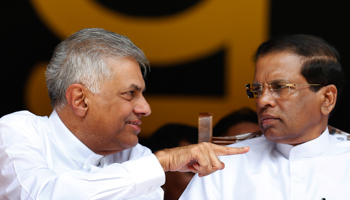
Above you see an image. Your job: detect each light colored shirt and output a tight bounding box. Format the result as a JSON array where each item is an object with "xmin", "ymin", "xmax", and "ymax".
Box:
[
  {"xmin": 0, "ymin": 110, "xmax": 165, "ymax": 200},
  {"xmin": 180, "ymin": 128, "xmax": 350, "ymax": 200}
]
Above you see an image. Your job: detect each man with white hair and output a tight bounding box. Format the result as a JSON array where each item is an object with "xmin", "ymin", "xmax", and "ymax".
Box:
[{"xmin": 0, "ymin": 28, "xmax": 248, "ymax": 199}]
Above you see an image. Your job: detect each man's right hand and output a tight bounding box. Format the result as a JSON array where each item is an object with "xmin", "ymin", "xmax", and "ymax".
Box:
[{"xmin": 154, "ymin": 142, "xmax": 249, "ymax": 177}]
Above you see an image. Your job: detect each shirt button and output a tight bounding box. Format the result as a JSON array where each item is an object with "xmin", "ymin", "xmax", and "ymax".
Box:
[{"xmin": 295, "ymin": 177, "xmax": 301, "ymax": 183}]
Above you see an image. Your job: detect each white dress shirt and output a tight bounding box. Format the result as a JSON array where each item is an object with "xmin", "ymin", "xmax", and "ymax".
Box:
[
  {"xmin": 0, "ymin": 110, "xmax": 165, "ymax": 200},
  {"xmin": 180, "ymin": 128, "xmax": 350, "ymax": 200}
]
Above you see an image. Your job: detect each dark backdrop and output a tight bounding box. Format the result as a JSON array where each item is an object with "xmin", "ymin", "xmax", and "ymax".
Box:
[{"xmin": 1, "ymin": 1, "xmax": 349, "ymax": 132}]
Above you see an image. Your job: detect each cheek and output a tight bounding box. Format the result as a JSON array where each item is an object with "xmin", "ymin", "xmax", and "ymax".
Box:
[
  {"xmin": 282, "ymin": 96, "xmax": 317, "ymax": 125},
  {"xmin": 103, "ymin": 100, "xmax": 130, "ymax": 119},
  {"xmin": 279, "ymin": 101, "xmax": 300, "ymax": 125}
]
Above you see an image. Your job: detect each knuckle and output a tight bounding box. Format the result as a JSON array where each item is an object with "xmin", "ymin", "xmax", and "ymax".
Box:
[
  {"xmin": 197, "ymin": 165, "xmax": 205, "ymax": 173},
  {"xmin": 190, "ymin": 145, "xmax": 201, "ymax": 154},
  {"xmin": 200, "ymin": 142, "xmax": 211, "ymax": 148},
  {"xmin": 225, "ymin": 146, "xmax": 233, "ymax": 152},
  {"xmin": 207, "ymin": 165, "xmax": 213, "ymax": 172}
]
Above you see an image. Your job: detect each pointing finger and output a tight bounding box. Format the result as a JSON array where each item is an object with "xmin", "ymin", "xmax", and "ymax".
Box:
[{"xmin": 213, "ymin": 145, "xmax": 250, "ymax": 156}]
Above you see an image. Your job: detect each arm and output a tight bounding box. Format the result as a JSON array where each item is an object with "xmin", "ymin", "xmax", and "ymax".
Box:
[
  {"xmin": 155, "ymin": 142, "xmax": 249, "ymax": 177},
  {"xmin": 0, "ymin": 118, "xmax": 164, "ymax": 200}
]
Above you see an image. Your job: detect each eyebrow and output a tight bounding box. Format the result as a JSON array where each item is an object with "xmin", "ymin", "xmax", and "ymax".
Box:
[
  {"xmin": 253, "ymin": 78, "xmax": 290, "ymax": 85},
  {"xmin": 128, "ymin": 84, "xmax": 146, "ymax": 92}
]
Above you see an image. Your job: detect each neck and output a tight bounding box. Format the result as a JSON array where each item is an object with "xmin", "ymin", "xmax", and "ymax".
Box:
[{"xmin": 56, "ymin": 105, "xmax": 86, "ymax": 144}]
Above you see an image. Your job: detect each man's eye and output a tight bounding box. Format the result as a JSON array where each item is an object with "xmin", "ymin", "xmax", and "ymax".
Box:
[
  {"xmin": 272, "ymin": 83, "xmax": 288, "ymax": 90},
  {"xmin": 252, "ymin": 86, "xmax": 262, "ymax": 92},
  {"xmin": 126, "ymin": 91, "xmax": 135, "ymax": 96}
]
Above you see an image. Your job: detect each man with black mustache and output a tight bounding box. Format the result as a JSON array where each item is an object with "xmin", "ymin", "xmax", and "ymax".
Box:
[{"xmin": 180, "ymin": 34, "xmax": 350, "ymax": 199}]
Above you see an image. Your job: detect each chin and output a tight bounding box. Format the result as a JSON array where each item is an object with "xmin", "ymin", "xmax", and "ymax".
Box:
[
  {"xmin": 130, "ymin": 140, "xmax": 139, "ymax": 148},
  {"xmin": 126, "ymin": 136, "xmax": 139, "ymax": 148},
  {"xmin": 264, "ymin": 133, "xmax": 296, "ymax": 144},
  {"xmin": 263, "ymin": 128, "xmax": 282, "ymax": 142}
]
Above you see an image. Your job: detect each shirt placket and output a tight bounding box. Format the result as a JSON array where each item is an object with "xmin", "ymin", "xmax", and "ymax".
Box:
[{"xmin": 289, "ymin": 149, "xmax": 306, "ymax": 200}]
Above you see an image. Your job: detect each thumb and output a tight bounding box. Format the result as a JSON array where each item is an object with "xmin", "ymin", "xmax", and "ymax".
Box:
[{"xmin": 213, "ymin": 145, "xmax": 250, "ymax": 156}]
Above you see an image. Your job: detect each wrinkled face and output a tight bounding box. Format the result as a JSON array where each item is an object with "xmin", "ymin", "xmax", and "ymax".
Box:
[
  {"xmin": 85, "ymin": 57, "xmax": 151, "ymax": 155},
  {"xmin": 254, "ymin": 51, "xmax": 324, "ymax": 145}
]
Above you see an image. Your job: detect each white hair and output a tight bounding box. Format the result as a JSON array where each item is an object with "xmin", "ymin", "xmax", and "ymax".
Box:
[{"xmin": 45, "ymin": 28, "xmax": 149, "ymax": 108}]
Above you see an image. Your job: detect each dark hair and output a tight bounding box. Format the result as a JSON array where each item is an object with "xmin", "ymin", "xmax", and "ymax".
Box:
[
  {"xmin": 145, "ymin": 123, "xmax": 198, "ymax": 152},
  {"xmin": 254, "ymin": 34, "xmax": 345, "ymax": 104},
  {"xmin": 213, "ymin": 107, "xmax": 258, "ymax": 137}
]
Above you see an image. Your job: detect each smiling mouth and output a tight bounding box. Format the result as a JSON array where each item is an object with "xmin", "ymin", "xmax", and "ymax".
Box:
[
  {"xmin": 126, "ymin": 121, "xmax": 142, "ymax": 134},
  {"xmin": 127, "ymin": 122, "xmax": 140, "ymax": 125},
  {"xmin": 126, "ymin": 120, "xmax": 141, "ymax": 125}
]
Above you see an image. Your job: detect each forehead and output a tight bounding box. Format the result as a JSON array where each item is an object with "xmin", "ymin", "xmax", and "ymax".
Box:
[
  {"xmin": 108, "ymin": 57, "xmax": 145, "ymax": 90},
  {"xmin": 253, "ymin": 51, "xmax": 306, "ymax": 83}
]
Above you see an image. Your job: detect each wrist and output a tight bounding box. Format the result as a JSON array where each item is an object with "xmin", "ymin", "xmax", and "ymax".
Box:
[{"xmin": 154, "ymin": 150, "xmax": 170, "ymax": 172}]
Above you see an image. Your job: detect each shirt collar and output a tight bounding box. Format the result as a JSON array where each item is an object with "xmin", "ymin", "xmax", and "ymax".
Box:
[
  {"xmin": 276, "ymin": 127, "xmax": 331, "ymax": 160},
  {"xmin": 48, "ymin": 109, "xmax": 103, "ymax": 166}
]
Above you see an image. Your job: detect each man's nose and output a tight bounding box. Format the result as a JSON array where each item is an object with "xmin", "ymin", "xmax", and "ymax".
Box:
[
  {"xmin": 256, "ymin": 86, "xmax": 276, "ymax": 108},
  {"xmin": 135, "ymin": 96, "xmax": 152, "ymax": 116}
]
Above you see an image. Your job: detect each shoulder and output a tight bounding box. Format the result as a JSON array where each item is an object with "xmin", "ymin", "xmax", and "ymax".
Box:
[
  {"xmin": 0, "ymin": 111, "xmax": 50, "ymax": 143},
  {"xmin": 327, "ymin": 135, "xmax": 350, "ymax": 155},
  {"xmin": 229, "ymin": 135, "xmax": 272, "ymax": 147},
  {"xmin": 228, "ymin": 135, "xmax": 275, "ymax": 154},
  {"xmin": 0, "ymin": 110, "xmax": 48, "ymax": 125},
  {"xmin": 180, "ymin": 137, "xmax": 275, "ymax": 200},
  {"xmin": 218, "ymin": 136, "xmax": 275, "ymax": 162}
]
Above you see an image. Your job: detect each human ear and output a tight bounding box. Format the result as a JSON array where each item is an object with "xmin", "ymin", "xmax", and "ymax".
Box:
[
  {"xmin": 65, "ymin": 83, "xmax": 88, "ymax": 117},
  {"xmin": 320, "ymin": 84, "xmax": 337, "ymax": 115}
]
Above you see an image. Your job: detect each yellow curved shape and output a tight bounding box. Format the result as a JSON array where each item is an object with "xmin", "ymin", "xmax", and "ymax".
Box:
[
  {"xmin": 27, "ymin": 0, "xmax": 268, "ymax": 135},
  {"xmin": 25, "ymin": 62, "xmax": 53, "ymax": 116},
  {"xmin": 29, "ymin": 0, "xmax": 262, "ymax": 65}
]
